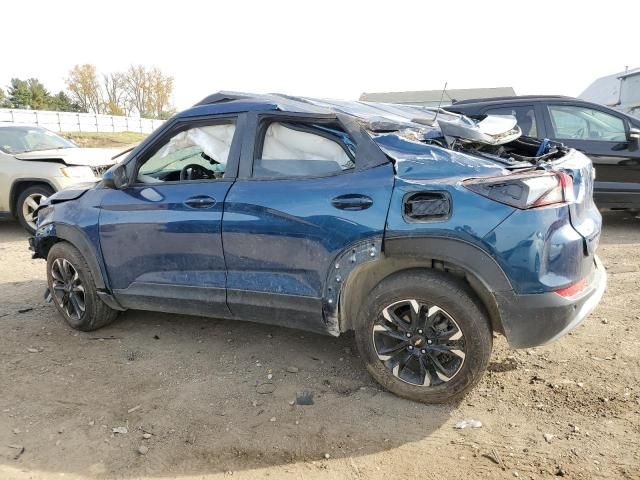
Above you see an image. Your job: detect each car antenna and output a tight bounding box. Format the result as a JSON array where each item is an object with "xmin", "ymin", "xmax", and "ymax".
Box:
[{"xmin": 432, "ymin": 81, "xmax": 448, "ymax": 125}]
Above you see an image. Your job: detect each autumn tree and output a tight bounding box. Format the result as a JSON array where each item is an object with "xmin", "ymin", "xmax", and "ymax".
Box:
[
  {"xmin": 103, "ymin": 72, "xmax": 127, "ymax": 115},
  {"xmin": 122, "ymin": 65, "xmax": 174, "ymax": 118},
  {"xmin": 146, "ymin": 67, "xmax": 174, "ymax": 119},
  {"xmin": 66, "ymin": 64, "xmax": 102, "ymax": 113}
]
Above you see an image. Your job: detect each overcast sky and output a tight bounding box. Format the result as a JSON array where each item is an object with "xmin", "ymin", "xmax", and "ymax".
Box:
[{"xmin": 2, "ymin": 0, "xmax": 638, "ymax": 110}]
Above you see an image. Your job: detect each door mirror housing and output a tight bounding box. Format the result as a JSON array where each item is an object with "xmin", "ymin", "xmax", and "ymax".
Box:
[
  {"xmin": 102, "ymin": 164, "xmax": 128, "ymax": 189},
  {"xmin": 629, "ymin": 127, "xmax": 640, "ymax": 151}
]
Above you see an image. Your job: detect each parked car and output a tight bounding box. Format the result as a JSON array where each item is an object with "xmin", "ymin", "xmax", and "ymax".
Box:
[
  {"xmin": 29, "ymin": 92, "xmax": 606, "ymax": 403},
  {"xmin": 0, "ymin": 124, "xmax": 117, "ymax": 233},
  {"xmin": 447, "ymin": 96, "xmax": 640, "ymax": 210}
]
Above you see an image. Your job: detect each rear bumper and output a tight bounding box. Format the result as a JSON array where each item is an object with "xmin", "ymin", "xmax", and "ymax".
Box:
[{"xmin": 495, "ymin": 256, "xmax": 607, "ymax": 348}]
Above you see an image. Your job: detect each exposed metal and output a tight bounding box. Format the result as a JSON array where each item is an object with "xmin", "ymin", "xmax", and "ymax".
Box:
[{"xmin": 323, "ymin": 237, "xmax": 383, "ymax": 335}]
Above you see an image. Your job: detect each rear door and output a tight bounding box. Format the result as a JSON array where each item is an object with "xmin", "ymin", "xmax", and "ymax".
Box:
[
  {"xmin": 542, "ymin": 103, "xmax": 640, "ymax": 207},
  {"xmin": 222, "ymin": 112, "xmax": 394, "ymax": 334},
  {"xmin": 99, "ymin": 115, "xmax": 243, "ymax": 318}
]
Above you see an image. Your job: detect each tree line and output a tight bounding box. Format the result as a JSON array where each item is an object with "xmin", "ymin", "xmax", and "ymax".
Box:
[{"xmin": 0, "ymin": 64, "xmax": 174, "ymax": 120}]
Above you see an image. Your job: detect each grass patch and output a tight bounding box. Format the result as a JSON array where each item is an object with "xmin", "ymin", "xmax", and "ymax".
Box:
[{"xmin": 61, "ymin": 131, "xmax": 147, "ymax": 148}]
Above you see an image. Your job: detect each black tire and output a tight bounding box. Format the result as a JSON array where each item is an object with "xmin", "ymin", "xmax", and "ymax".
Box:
[
  {"xmin": 354, "ymin": 270, "xmax": 492, "ymax": 404},
  {"xmin": 46, "ymin": 242, "xmax": 119, "ymax": 331},
  {"xmin": 17, "ymin": 185, "xmax": 54, "ymax": 234}
]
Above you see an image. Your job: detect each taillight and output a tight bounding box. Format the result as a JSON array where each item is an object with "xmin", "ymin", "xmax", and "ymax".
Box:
[{"xmin": 463, "ymin": 171, "xmax": 574, "ymax": 209}]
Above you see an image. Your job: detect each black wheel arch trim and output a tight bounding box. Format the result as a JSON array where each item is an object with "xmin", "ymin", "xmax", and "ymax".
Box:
[
  {"xmin": 383, "ymin": 236, "xmax": 513, "ymax": 292},
  {"xmin": 36, "ymin": 222, "xmax": 124, "ymax": 310},
  {"xmin": 332, "ymin": 235, "xmax": 513, "ymax": 336},
  {"xmin": 9, "ymin": 178, "xmax": 56, "ymax": 215}
]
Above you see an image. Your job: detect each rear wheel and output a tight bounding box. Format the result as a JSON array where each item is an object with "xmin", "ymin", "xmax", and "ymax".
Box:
[
  {"xmin": 354, "ymin": 270, "xmax": 492, "ymax": 404},
  {"xmin": 46, "ymin": 242, "xmax": 118, "ymax": 331},
  {"xmin": 17, "ymin": 185, "xmax": 53, "ymax": 234}
]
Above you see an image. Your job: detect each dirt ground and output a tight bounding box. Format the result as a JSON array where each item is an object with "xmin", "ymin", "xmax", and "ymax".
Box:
[{"xmin": 0, "ymin": 212, "xmax": 638, "ymax": 480}]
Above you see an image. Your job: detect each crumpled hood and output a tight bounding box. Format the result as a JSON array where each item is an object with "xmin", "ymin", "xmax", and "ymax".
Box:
[
  {"xmin": 14, "ymin": 147, "xmax": 120, "ymax": 167},
  {"xmin": 38, "ymin": 182, "xmax": 97, "ymax": 211}
]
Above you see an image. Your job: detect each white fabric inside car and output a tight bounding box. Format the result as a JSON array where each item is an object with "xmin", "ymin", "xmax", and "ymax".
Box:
[
  {"xmin": 154, "ymin": 124, "xmax": 236, "ymax": 166},
  {"xmin": 261, "ymin": 123, "xmax": 352, "ymax": 168}
]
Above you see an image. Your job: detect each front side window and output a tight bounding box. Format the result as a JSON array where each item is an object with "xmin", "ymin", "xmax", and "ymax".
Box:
[
  {"xmin": 485, "ymin": 106, "xmax": 538, "ymax": 137},
  {"xmin": 138, "ymin": 123, "xmax": 236, "ymax": 182},
  {"xmin": 548, "ymin": 105, "xmax": 626, "ymax": 142},
  {"xmin": 253, "ymin": 121, "xmax": 355, "ymax": 178}
]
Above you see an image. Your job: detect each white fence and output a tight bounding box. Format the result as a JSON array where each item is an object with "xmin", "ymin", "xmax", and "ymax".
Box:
[{"xmin": 0, "ymin": 108, "xmax": 165, "ymax": 134}]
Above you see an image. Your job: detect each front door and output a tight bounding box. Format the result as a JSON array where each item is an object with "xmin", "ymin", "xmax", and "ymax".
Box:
[
  {"xmin": 222, "ymin": 114, "xmax": 394, "ymax": 334},
  {"xmin": 543, "ymin": 104, "xmax": 640, "ymax": 207},
  {"xmin": 99, "ymin": 116, "xmax": 242, "ymax": 318}
]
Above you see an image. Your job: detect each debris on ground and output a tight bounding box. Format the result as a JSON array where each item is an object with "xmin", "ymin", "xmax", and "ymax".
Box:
[
  {"xmin": 137, "ymin": 445, "xmax": 149, "ymax": 455},
  {"xmin": 544, "ymin": 433, "xmax": 554, "ymax": 443},
  {"xmin": 296, "ymin": 390, "xmax": 314, "ymax": 405},
  {"xmin": 454, "ymin": 419, "xmax": 482, "ymax": 429},
  {"xmin": 7, "ymin": 445, "xmax": 25, "ymax": 460},
  {"xmin": 256, "ymin": 383, "xmax": 276, "ymax": 394},
  {"xmin": 112, "ymin": 427, "xmax": 128, "ymax": 435}
]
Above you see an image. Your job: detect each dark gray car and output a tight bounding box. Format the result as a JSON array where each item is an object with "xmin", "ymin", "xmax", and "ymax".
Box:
[{"xmin": 448, "ymin": 96, "xmax": 640, "ymax": 209}]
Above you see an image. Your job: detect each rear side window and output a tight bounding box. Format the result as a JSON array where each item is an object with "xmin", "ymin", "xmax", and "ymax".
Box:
[
  {"xmin": 485, "ymin": 106, "xmax": 538, "ymax": 137},
  {"xmin": 253, "ymin": 121, "xmax": 355, "ymax": 178},
  {"xmin": 547, "ymin": 105, "xmax": 626, "ymax": 142}
]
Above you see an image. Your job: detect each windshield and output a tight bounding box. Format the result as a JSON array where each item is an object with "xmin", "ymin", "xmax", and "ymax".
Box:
[{"xmin": 0, "ymin": 126, "xmax": 76, "ymax": 154}]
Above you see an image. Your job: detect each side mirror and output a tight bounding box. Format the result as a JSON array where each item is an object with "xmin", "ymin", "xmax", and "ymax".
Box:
[
  {"xmin": 102, "ymin": 164, "xmax": 128, "ymax": 189},
  {"xmin": 629, "ymin": 127, "xmax": 640, "ymax": 152}
]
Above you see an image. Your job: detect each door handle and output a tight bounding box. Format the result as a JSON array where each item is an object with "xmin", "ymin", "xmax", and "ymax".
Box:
[
  {"xmin": 331, "ymin": 194, "xmax": 374, "ymax": 211},
  {"xmin": 184, "ymin": 195, "xmax": 216, "ymax": 209}
]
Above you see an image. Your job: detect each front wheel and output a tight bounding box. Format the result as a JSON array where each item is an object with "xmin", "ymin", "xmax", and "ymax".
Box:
[
  {"xmin": 46, "ymin": 242, "xmax": 119, "ymax": 331},
  {"xmin": 354, "ymin": 270, "xmax": 492, "ymax": 404},
  {"xmin": 17, "ymin": 185, "xmax": 53, "ymax": 234}
]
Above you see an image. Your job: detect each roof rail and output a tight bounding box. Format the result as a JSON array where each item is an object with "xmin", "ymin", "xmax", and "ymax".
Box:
[{"xmin": 453, "ymin": 95, "xmax": 573, "ymax": 105}]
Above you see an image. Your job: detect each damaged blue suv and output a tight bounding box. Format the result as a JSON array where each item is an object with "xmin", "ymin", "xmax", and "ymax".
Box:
[{"xmin": 30, "ymin": 93, "xmax": 606, "ymax": 403}]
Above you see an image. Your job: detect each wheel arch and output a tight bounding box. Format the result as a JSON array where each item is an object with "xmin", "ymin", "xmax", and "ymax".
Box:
[
  {"xmin": 37, "ymin": 223, "xmax": 107, "ymax": 291},
  {"xmin": 337, "ymin": 236, "xmax": 512, "ymax": 335},
  {"xmin": 10, "ymin": 178, "xmax": 56, "ymax": 216},
  {"xmin": 38, "ymin": 223, "xmax": 125, "ymax": 311}
]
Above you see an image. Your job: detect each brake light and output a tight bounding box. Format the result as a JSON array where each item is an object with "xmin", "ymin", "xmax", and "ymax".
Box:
[{"xmin": 463, "ymin": 171, "xmax": 574, "ymax": 209}]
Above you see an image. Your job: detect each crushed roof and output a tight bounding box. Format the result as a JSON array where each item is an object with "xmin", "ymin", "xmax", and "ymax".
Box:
[{"xmin": 193, "ymin": 91, "xmax": 457, "ymax": 131}]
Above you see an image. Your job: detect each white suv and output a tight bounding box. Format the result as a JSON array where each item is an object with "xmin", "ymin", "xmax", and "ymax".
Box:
[{"xmin": 0, "ymin": 124, "xmax": 117, "ymax": 233}]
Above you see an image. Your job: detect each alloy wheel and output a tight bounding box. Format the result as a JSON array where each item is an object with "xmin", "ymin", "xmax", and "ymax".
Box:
[
  {"xmin": 21, "ymin": 193, "xmax": 47, "ymax": 231},
  {"xmin": 51, "ymin": 258, "xmax": 86, "ymax": 321},
  {"xmin": 373, "ymin": 299, "xmax": 466, "ymax": 386}
]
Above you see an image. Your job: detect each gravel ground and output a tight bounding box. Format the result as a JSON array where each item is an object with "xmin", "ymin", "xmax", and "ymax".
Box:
[{"xmin": 0, "ymin": 212, "xmax": 638, "ymax": 480}]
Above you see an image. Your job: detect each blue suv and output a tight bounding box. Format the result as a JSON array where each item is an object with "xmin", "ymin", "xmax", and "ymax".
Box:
[{"xmin": 30, "ymin": 93, "xmax": 606, "ymax": 403}]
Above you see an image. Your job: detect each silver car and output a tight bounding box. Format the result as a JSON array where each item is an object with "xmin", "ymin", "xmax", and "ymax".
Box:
[{"xmin": 0, "ymin": 125, "xmax": 117, "ymax": 233}]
